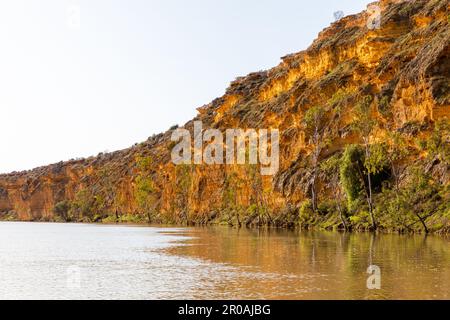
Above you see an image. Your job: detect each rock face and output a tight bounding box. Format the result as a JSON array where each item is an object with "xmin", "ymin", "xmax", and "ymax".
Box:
[{"xmin": 0, "ymin": 0, "xmax": 449, "ymax": 231}]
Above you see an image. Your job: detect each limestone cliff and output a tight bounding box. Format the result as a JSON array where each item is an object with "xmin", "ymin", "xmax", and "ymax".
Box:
[{"xmin": 1, "ymin": 0, "xmax": 449, "ymax": 232}]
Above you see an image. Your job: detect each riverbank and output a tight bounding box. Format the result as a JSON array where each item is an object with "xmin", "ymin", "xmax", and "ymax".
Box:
[{"xmin": 1, "ymin": 210, "xmax": 449, "ymax": 235}]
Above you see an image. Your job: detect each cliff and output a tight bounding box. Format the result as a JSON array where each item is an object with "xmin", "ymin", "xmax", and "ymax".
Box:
[{"xmin": 1, "ymin": 0, "xmax": 449, "ymax": 233}]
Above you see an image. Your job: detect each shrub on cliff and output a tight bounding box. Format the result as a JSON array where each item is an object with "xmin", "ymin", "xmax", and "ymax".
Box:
[
  {"xmin": 339, "ymin": 143, "xmax": 390, "ymax": 230},
  {"xmin": 376, "ymin": 165, "xmax": 448, "ymax": 234},
  {"xmin": 131, "ymin": 156, "xmax": 161, "ymax": 223},
  {"xmin": 298, "ymin": 200, "xmax": 315, "ymax": 228},
  {"xmin": 53, "ymin": 201, "xmax": 72, "ymax": 222},
  {"xmin": 340, "ymin": 145, "xmax": 365, "ymax": 207},
  {"xmin": 321, "ymin": 154, "xmax": 348, "ymax": 230},
  {"xmin": 426, "ymin": 119, "xmax": 449, "ymax": 164},
  {"xmin": 69, "ymin": 189, "xmax": 95, "ymax": 222}
]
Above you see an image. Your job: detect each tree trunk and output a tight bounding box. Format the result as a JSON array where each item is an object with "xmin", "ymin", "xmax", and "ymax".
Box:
[
  {"xmin": 311, "ymin": 177, "xmax": 317, "ymax": 212},
  {"xmin": 364, "ymin": 142, "xmax": 377, "ymax": 231},
  {"xmin": 336, "ymin": 197, "xmax": 348, "ymax": 231},
  {"xmin": 415, "ymin": 213, "xmax": 429, "ymax": 234},
  {"xmin": 311, "ymin": 147, "xmax": 321, "ymax": 213},
  {"xmin": 367, "ymin": 172, "xmax": 377, "ymax": 231}
]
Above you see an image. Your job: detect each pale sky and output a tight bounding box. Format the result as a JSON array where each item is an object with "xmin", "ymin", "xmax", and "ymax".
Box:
[{"xmin": 0, "ymin": 0, "xmax": 370, "ymax": 173}]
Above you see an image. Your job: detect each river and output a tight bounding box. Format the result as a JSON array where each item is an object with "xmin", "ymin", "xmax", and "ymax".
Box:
[{"xmin": 0, "ymin": 222, "xmax": 448, "ymax": 299}]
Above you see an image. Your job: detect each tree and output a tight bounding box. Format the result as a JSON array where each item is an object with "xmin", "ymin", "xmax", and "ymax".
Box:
[
  {"xmin": 135, "ymin": 156, "xmax": 159, "ymax": 223},
  {"xmin": 426, "ymin": 119, "xmax": 449, "ymax": 164},
  {"xmin": 246, "ymin": 164, "xmax": 272, "ymax": 225},
  {"xmin": 352, "ymin": 95, "xmax": 378, "ymax": 230},
  {"xmin": 135, "ymin": 176, "xmax": 158, "ymax": 222},
  {"xmin": 54, "ymin": 200, "xmax": 71, "ymax": 221},
  {"xmin": 303, "ymin": 105, "xmax": 331, "ymax": 212},
  {"xmin": 321, "ymin": 154, "xmax": 348, "ymax": 230},
  {"xmin": 174, "ymin": 164, "xmax": 193, "ymax": 224},
  {"xmin": 70, "ymin": 189, "xmax": 95, "ymax": 221},
  {"xmin": 385, "ymin": 132, "xmax": 409, "ymax": 191},
  {"xmin": 393, "ymin": 166, "xmax": 444, "ymax": 234},
  {"xmin": 375, "ymin": 133, "xmax": 410, "ymax": 231},
  {"xmin": 340, "ymin": 145, "xmax": 365, "ymax": 207},
  {"xmin": 94, "ymin": 166, "xmax": 117, "ymax": 217}
]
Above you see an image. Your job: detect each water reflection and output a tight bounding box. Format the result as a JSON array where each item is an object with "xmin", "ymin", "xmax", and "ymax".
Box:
[{"xmin": 165, "ymin": 228, "xmax": 450, "ymax": 300}]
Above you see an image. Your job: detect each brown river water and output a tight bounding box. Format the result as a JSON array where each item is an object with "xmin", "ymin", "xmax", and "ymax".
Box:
[{"xmin": 0, "ymin": 222, "xmax": 448, "ymax": 299}]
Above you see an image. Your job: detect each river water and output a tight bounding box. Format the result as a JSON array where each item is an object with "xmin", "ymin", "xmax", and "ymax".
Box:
[{"xmin": 0, "ymin": 222, "xmax": 448, "ymax": 300}]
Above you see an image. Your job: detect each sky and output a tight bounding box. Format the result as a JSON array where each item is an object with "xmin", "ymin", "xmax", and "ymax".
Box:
[{"xmin": 0, "ymin": 0, "xmax": 371, "ymax": 173}]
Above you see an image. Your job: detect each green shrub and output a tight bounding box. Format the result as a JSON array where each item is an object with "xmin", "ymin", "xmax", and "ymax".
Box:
[
  {"xmin": 426, "ymin": 119, "xmax": 449, "ymax": 164},
  {"xmin": 340, "ymin": 145, "xmax": 365, "ymax": 206},
  {"xmin": 378, "ymin": 95, "xmax": 392, "ymax": 117},
  {"xmin": 53, "ymin": 200, "xmax": 72, "ymax": 221},
  {"xmin": 299, "ymin": 200, "xmax": 315, "ymax": 227},
  {"xmin": 69, "ymin": 189, "xmax": 95, "ymax": 221}
]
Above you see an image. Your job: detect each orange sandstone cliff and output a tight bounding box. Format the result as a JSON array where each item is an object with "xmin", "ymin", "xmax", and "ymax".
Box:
[{"xmin": 0, "ymin": 0, "xmax": 448, "ymax": 232}]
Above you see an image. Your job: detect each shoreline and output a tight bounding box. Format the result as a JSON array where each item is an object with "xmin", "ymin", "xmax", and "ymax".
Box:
[{"xmin": 1, "ymin": 218, "xmax": 448, "ymax": 236}]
